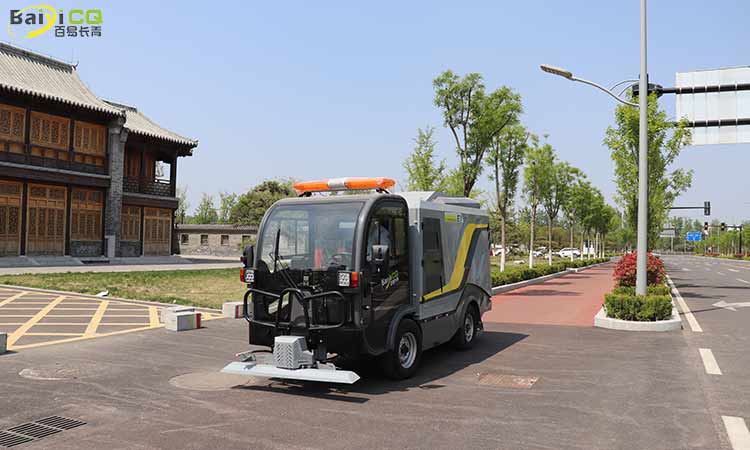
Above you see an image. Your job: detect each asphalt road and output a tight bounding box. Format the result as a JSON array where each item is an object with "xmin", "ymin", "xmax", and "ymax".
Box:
[
  {"xmin": 2, "ymin": 258, "xmax": 748, "ymax": 450},
  {"xmin": 0, "ymin": 311, "xmax": 719, "ymax": 449},
  {"xmin": 664, "ymin": 254, "xmax": 750, "ymax": 450}
]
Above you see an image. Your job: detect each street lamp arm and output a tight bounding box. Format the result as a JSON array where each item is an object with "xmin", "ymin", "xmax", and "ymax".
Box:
[
  {"xmin": 571, "ymin": 76, "xmax": 639, "ymax": 107},
  {"xmin": 610, "ymin": 79, "xmax": 639, "ymax": 91}
]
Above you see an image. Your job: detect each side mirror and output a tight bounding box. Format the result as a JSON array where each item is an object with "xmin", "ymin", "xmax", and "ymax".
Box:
[
  {"xmin": 372, "ymin": 244, "xmax": 389, "ymax": 271},
  {"xmin": 241, "ymin": 245, "xmax": 255, "ymax": 267}
]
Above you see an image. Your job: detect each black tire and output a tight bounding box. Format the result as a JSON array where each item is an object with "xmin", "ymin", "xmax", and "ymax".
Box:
[
  {"xmin": 451, "ymin": 304, "xmax": 479, "ymax": 350},
  {"xmin": 380, "ymin": 319, "xmax": 422, "ymax": 380}
]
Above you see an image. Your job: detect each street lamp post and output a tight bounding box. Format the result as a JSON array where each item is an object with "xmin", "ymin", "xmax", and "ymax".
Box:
[
  {"xmin": 540, "ymin": 0, "xmax": 650, "ymax": 296},
  {"xmin": 635, "ymin": 0, "xmax": 649, "ymax": 296}
]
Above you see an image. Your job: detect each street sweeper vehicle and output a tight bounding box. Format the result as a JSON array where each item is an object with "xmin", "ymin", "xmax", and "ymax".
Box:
[{"xmin": 222, "ymin": 177, "xmax": 492, "ymax": 384}]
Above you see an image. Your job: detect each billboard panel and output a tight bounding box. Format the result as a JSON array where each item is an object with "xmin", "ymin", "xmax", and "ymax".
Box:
[{"xmin": 675, "ymin": 67, "xmax": 750, "ymax": 145}]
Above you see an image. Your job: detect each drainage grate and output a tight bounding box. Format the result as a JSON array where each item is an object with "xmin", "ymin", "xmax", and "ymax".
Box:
[
  {"xmin": 0, "ymin": 431, "xmax": 33, "ymax": 448},
  {"xmin": 0, "ymin": 416, "xmax": 86, "ymax": 448},
  {"xmin": 476, "ymin": 372, "xmax": 539, "ymax": 389},
  {"xmin": 7, "ymin": 423, "xmax": 60, "ymax": 439},
  {"xmin": 35, "ymin": 416, "xmax": 85, "ymax": 431}
]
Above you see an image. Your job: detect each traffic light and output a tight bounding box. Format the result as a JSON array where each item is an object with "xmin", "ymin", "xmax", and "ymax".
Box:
[
  {"xmin": 721, "ymin": 222, "xmax": 727, "ymax": 232},
  {"xmin": 704, "ymin": 201, "xmax": 711, "ymax": 216},
  {"xmin": 704, "ymin": 222, "xmax": 709, "ymax": 233}
]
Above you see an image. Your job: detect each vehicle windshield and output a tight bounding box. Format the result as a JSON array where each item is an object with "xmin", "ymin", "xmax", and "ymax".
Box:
[{"xmin": 257, "ymin": 202, "xmax": 363, "ymax": 273}]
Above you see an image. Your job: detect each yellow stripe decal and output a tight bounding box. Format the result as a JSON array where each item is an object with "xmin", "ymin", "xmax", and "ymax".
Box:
[{"xmin": 422, "ymin": 223, "xmax": 488, "ymax": 302}]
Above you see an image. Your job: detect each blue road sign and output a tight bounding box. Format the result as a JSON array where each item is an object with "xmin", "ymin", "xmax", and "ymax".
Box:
[{"xmin": 686, "ymin": 231, "xmax": 703, "ymax": 242}]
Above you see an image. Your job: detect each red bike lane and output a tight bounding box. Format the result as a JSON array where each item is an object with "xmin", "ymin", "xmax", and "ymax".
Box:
[{"xmin": 484, "ymin": 263, "xmax": 615, "ymax": 327}]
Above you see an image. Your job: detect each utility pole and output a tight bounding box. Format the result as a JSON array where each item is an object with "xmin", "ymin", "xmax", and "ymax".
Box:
[{"xmin": 635, "ymin": 0, "xmax": 649, "ymax": 296}]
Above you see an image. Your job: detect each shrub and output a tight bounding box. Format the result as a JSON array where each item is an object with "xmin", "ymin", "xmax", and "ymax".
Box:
[
  {"xmin": 612, "ymin": 252, "xmax": 664, "ymax": 287},
  {"xmin": 604, "ymin": 293, "xmax": 672, "ymax": 321},
  {"xmin": 611, "ymin": 284, "xmax": 671, "ymax": 296},
  {"xmin": 491, "ymin": 257, "xmax": 609, "ymax": 286}
]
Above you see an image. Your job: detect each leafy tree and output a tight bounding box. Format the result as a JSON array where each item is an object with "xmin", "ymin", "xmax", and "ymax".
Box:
[
  {"xmin": 487, "ymin": 125, "xmax": 528, "ymax": 271},
  {"xmin": 218, "ymin": 192, "xmax": 238, "ymax": 223},
  {"xmin": 541, "ymin": 160, "xmax": 579, "ymax": 265},
  {"xmin": 523, "ymin": 140, "xmax": 551, "ymax": 268},
  {"xmin": 175, "ymin": 186, "xmax": 189, "ymax": 224},
  {"xmin": 230, "ymin": 180, "xmax": 295, "ymax": 226},
  {"xmin": 193, "ymin": 193, "xmax": 219, "ymax": 224},
  {"xmin": 403, "ymin": 126, "xmax": 447, "ymax": 191},
  {"xmin": 433, "ymin": 70, "xmax": 522, "ymax": 197},
  {"xmin": 568, "ymin": 180, "xmax": 597, "ymax": 259},
  {"xmin": 604, "ymin": 93, "xmax": 693, "ymax": 249}
]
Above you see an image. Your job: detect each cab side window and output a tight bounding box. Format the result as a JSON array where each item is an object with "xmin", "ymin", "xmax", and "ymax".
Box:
[{"xmin": 365, "ymin": 202, "xmax": 408, "ymax": 283}]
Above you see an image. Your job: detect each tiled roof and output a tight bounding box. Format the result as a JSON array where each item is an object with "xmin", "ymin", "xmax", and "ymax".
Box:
[
  {"xmin": 0, "ymin": 42, "xmax": 122, "ymax": 116},
  {"xmin": 105, "ymin": 100, "xmax": 197, "ymax": 148}
]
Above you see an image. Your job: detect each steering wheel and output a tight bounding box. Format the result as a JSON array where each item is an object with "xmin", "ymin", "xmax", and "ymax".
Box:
[{"xmin": 329, "ymin": 252, "xmax": 352, "ymax": 266}]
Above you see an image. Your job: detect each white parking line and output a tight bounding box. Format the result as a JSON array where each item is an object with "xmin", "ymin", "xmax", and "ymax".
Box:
[
  {"xmin": 738, "ymin": 279, "xmax": 750, "ymax": 284},
  {"xmin": 722, "ymin": 416, "xmax": 750, "ymax": 450},
  {"xmin": 728, "ymin": 268, "xmax": 740, "ymax": 273},
  {"xmin": 666, "ymin": 276, "xmax": 703, "ymax": 332},
  {"xmin": 682, "ymin": 267, "xmax": 690, "ymax": 271},
  {"xmin": 699, "ymin": 348, "xmax": 722, "ymax": 375},
  {"xmin": 718, "ymin": 272, "xmax": 726, "ymax": 276}
]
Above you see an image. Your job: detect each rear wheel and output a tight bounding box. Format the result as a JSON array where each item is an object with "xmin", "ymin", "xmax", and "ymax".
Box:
[
  {"xmin": 380, "ymin": 319, "xmax": 422, "ymax": 380},
  {"xmin": 451, "ymin": 304, "xmax": 479, "ymax": 349}
]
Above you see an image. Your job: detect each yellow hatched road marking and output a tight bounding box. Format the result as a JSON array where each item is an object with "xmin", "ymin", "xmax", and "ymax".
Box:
[
  {"xmin": 25, "ymin": 332, "xmax": 83, "ymax": 337},
  {"xmin": 0, "ymin": 323, "xmax": 24, "ymax": 325},
  {"xmin": 1, "ymin": 307, "xmax": 44, "ymax": 310},
  {"xmin": 30, "ymin": 323, "xmax": 89, "ymax": 326},
  {"xmin": 8, "ymin": 295, "xmax": 66, "ymax": 347},
  {"xmin": 0, "ymin": 292, "xmax": 25, "ymax": 307},
  {"xmin": 51, "ymin": 308, "xmax": 99, "ymax": 311},
  {"xmin": 98, "ymin": 323, "xmax": 150, "ymax": 326},
  {"xmin": 45, "ymin": 315, "xmax": 99, "ymax": 318},
  {"xmin": 149, "ymin": 306, "xmax": 160, "ymax": 327},
  {"xmin": 84, "ymin": 300, "xmax": 109, "ymax": 337},
  {"xmin": 0, "ymin": 315, "xmax": 36, "ymax": 318},
  {"xmin": 10, "ymin": 325, "xmax": 158, "ymax": 350}
]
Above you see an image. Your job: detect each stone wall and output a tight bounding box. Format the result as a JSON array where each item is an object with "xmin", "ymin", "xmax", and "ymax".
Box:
[
  {"xmin": 178, "ymin": 232, "xmax": 255, "ymax": 257},
  {"xmin": 119, "ymin": 241, "xmax": 142, "ymax": 257},
  {"xmin": 70, "ymin": 241, "xmax": 103, "ymax": 257}
]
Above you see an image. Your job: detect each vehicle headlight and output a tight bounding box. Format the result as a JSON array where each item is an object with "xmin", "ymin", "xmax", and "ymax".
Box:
[{"xmin": 338, "ymin": 271, "xmax": 350, "ymax": 287}]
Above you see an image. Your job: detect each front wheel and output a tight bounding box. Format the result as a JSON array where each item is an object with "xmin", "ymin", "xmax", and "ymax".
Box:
[{"xmin": 380, "ymin": 319, "xmax": 422, "ymax": 380}]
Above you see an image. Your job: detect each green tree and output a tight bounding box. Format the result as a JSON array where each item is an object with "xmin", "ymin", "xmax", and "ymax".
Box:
[
  {"xmin": 523, "ymin": 139, "xmax": 551, "ymax": 268},
  {"xmin": 229, "ymin": 180, "xmax": 295, "ymax": 226},
  {"xmin": 433, "ymin": 70, "xmax": 522, "ymax": 197},
  {"xmin": 193, "ymin": 193, "xmax": 218, "ymax": 224},
  {"xmin": 218, "ymin": 191, "xmax": 238, "ymax": 223},
  {"xmin": 403, "ymin": 126, "xmax": 447, "ymax": 191},
  {"xmin": 487, "ymin": 125, "xmax": 528, "ymax": 271},
  {"xmin": 175, "ymin": 186, "xmax": 189, "ymax": 224},
  {"xmin": 541, "ymin": 161, "xmax": 579, "ymax": 265},
  {"xmin": 604, "ymin": 93, "xmax": 693, "ymax": 249}
]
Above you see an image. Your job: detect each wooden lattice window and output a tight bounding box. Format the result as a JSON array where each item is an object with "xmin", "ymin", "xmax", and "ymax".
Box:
[
  {"xmin": 74, "ymin": 120, "xmax": 106, "ymax": 164},
  {"xmin": 0, "ymin": 103, "xmax": 26, "ymax": 155},
  {"xmin": 30, "ymin": 111, "xmax": 69, "ymax": 152},
  {"xmin": 121, "ymin": 205, "xmax": 141, "ymax": 242},
  {"xmin": 0, "ymin": 180, "xmax": 22, "ymax": 256},
  {"xmin": 26, "ymin": 184, "xmax": 66, "ymax": 256},
  {"xmin": 70, "ymin": 188, "xmax": 103, "ymax": 242}
]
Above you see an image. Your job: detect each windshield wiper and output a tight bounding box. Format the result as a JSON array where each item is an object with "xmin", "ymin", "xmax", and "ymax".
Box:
[{"xmin": 270, "ymin": 227, "xmax": 297, "ymax": 290}]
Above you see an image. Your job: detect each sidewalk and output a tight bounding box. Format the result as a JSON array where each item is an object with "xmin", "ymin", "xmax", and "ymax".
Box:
[{"xmin": 484, "ymin": 263, "xmax": 615, "ymax": 327}]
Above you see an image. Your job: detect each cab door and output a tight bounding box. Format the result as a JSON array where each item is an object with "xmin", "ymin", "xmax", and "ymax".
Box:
[{"xmin": 362, "ymin": 200, "xmax": 409, "ymax": 351}]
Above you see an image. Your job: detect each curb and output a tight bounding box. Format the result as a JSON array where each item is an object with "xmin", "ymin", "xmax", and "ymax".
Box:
[
  {"xmin": 491, "ymin": 259, "xmax": 612, "ymax": 295},
  {"xmin": 0, "ymin": 283, "xmax": 222, "ymax": 313},
  {"xmin": 594, "ymin": 301, "xmax": 682, "ymax": 332}
]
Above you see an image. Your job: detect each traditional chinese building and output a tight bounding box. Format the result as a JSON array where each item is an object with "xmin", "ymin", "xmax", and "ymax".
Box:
[{"xmin": 0, "ymin": 43, "xmax": 197, "ymax": 258}]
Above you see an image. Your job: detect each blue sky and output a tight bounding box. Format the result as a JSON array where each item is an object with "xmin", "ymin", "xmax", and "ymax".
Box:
[{"xmin": 6, "ymin": 0, "xmax": 750, "ymax": 224}]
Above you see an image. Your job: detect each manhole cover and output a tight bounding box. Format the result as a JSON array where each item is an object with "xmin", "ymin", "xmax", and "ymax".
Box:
[
  {"xmin": 476, "ymin": 373, "xmax": 539, "ymax": 389},
  {"xmin": 19, "ymin": 362, "xmax": 109, "ymax": 381},
  {"xmin": 169, "ymin": 372, "xmax": 261, "ymax": 391}
]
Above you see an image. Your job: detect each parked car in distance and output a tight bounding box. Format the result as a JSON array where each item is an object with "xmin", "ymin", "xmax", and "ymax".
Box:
[{"xmin": 558, "ymin": 248, "xmax": 581, "ymax": 258}]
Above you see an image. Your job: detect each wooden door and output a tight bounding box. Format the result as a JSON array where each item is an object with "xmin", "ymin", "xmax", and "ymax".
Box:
[
  {"xmin": 143, "ymin": 207, "xmax": 171, "ymax": 256},
  {"xmin": 0, "ymin": 180, "xmax": 22, "ymax": 256},
  {"xmin": 27, "ymin": 184, "xmax": 66, "ymax": 255}
]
